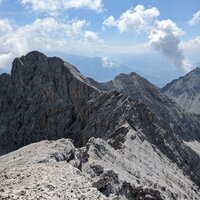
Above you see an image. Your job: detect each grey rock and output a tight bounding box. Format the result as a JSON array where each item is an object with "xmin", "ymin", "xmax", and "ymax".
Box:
[
  {"xmin": 88, "ymin": 72, "xmax": 200, "ymax": 142},
  {"xmin": 81, "ymin": 137, "xmax": 199, "ymax": 199},
  {"xmin": 1, "ymin": 138, "xmax": 198, "ymax": 200},
  {"xmin": 0, "ymin": 139, "xmax": 109, "ymax": 200},
  {"xmin": 162, "ymin": 67, "xmax": 200, "ymax": 114},
  {"xmin": 0, "ymin": 51, "xmax": 200, "ymax": 199},
  {"xmin": 0, "ymin": 51, "xmax": 98, "ymax": 154}
]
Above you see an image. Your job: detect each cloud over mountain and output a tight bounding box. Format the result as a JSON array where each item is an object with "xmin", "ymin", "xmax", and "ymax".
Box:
[
  {"xmin": 103, "ymin": 5, "xmax": 193, "ymax": 72},
  {"xmin": 149, "ymin": 19, "xmax": 192, "ymax": 72},
  {"xmin": 0, "ymin": 17, "xmax": 102, "ymax": 69},
  {"xmin": 0, "ymin": 1, "xmax": 199, "ymax": 76}
]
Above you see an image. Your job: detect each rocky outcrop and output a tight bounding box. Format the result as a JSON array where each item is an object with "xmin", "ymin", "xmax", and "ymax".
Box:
[
  {"xmin": 162, "ymin": 67, "xmax": 200, "ymax": 114},
  {"xmin": 0, "ymin": 51, "xmax": 99, "ymax": 154},
  {"xmin": 88, "ymin": 72, "xmax": 200, "ymax": 142},
  {"xmin": 0, "ymin": 139, "xmax": 108, "ymax": 200},
  {"xmin": 1, "ymin": 51, "xmax": 200, "ymax": 199},
  {"xmin": 1, "ymin": 138, "xmax": 199, "ymax": 199}
]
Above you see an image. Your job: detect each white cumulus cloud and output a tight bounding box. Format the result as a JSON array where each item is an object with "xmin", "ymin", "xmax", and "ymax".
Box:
[
  {"xmin": 103, "ymin": 5, "xmax": 159, "ymax": 33},
  {"xmin": 20, "ymin": 0, "xmax": 103, "ymax": 15},
  {"xmin": 65, "ymin": 20, "xmax": 87, "ymax": 38},
  {"xmin": 181, "ymin": 36, "xmax": 200, "ymax": 51},
  {"xmin": 84, "ymin": 31, "xmax": 99, "ymax": 42},
  {"xmin": 149, "ymin": 19, "xmax": 192, "ymax": 72},
  {"xmin": 0, "ymin": 17, "xmax": 103, "ymax": 69},
  {"xmin": 103, "ymin": 16, "xmax": 116, "ymax": 27},
  {"xmin": 181, "ymin": 36, "xmax": 200, "ymax": 61},
  {"xmin": 102, "ymin": 57, "xmax": 119, "ymax": 68},
  {"xmin": 0, "ymin": 19, "xmax": 13, "ymax": 36},
  {"xmin": 189, "ymin": 11, "xmax": 200, "ymax": 26}
]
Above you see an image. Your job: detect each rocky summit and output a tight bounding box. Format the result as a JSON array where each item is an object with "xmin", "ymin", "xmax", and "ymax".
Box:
[
  {"xmin": 162, "ymin": 67, "xmax": 200, "ymax": 114},
  {"xmin": 0, "ymin": 51, "xmax": 200, "ymax": 199}
]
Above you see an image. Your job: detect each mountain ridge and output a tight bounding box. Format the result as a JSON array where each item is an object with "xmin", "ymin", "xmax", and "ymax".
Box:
[
  {"xmin": 162, "ymin": 67, "xmax": 200, "ymax": 114},
  {"xmin": 0, "ymin": 51, "xmax": 200, "ymax": 199},
  {"xmin": 88, "ymin": 71, "xmax": 200, "ymax": 142}
]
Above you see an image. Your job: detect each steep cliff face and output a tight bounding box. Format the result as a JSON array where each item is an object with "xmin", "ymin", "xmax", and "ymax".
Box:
[
  {"xmin": 0, "ymin": 51, "xmax": 200, "ymax": 199},
  {"xmin": 0, "ymin": 51, "xmax": 99, "ymax": 154},
  {"xmin": 162, "ymin": 67, "xmax": 200, "ymax": 114}
]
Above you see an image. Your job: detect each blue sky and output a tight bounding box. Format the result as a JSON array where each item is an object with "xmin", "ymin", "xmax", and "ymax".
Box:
[{"xmin": 0, "ymin": 0, "xmax": 200, "ymax": 86}]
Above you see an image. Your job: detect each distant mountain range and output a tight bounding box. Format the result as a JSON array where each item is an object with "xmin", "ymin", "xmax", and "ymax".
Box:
[
  {"xmin": 0, "ymin": 53, "xmax": 184, "ymax": 87},
  {"xmin": 0, "ymin": 51, "xmax": 200, "ymax": 199},
  {"xmin": 63, "ymin": 54, "xmax": 132, "ymax": 82},
  {"xmin": 56, "ymin": 53, "xmax": 184, "ymax": 87}
]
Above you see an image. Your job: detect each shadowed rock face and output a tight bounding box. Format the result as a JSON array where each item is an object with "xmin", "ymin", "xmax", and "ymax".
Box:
[
  {"xmin": 162, "ymin": 67, "xmax": 200, "ymax": 114},
  {"xmin": 0, "ymin": 51, "xmax": 200, "ymax": 198},
  {"xmin": 0, "ymin": 51, "xmax": 99, "ymax": 154}
]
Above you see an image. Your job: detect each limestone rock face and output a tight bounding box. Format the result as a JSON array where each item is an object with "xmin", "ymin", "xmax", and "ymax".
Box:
[
  {"xmin": 0, "ymin": 51, "xmax": 98, "ymax": 154},
  {"xmin": 0, "ymin": 139, "xmax": 108, "ymax": 200},
  {"xmin": 0, "ymin": 138, "xmax": 199, "ymax": 200},
  {"xmin": 162, "ymin": 67, "xmax": 200, "ymax": 114},
  {"xmin": 0, "ymin": 51, "xmax": 200, "ymax": 199}
]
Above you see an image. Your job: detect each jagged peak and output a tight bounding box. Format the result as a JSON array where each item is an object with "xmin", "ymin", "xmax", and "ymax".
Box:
[
  {"xmin": 25, "ymin": 51, "xmax": 48, "ymax": 61},
  {"xmin": 180, "ymin": 67, "xmax": 200, "ymax": 79},
  {"xmin": 12, "ymin": 51, "xmax": 48, "ymax": 66},
  {"xmin": 114, "ymin": 72, "xmax": 139, "ymax": 79},
  {"xmin": 162, "ymin": 67, "xmax": 200, "ymax": 91},
  {"xmin": 113, "ymin": 71, "xmax": 158, "ymax": 91},
  {"xmin": 12, "ymin": 51, "xmax": 80, "ymax": 74},
  {"xmin": 114, "ymin": 71, "xmax": 150, "ymax": 82},
  {"xmin": 188, "ymin": 67, "xmax": 200, "ymax": 76},
  {"xmin": 11, "ymin": 51, "xmax": 96, "ymax": 87},
  {"xmin": 162, "ymin": 66, "xmax": 200, "ymax": 114}
]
